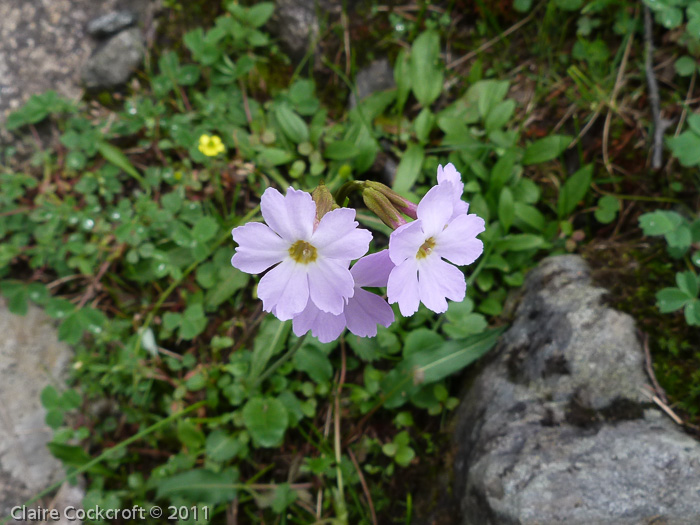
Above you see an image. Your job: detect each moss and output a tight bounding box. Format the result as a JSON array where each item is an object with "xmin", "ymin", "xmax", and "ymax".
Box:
[{"xmin": 584, "ymin": 241, "xmax": 700, "ymax": 426}]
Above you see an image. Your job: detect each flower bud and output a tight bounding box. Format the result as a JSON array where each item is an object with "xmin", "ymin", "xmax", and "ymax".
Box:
[
  {"xmin": 311, "ymin": 182, "xmax": 338, "ymax": 229},
  {"xmin": 364, "ymin": 181, "xmax": 417, "ymax": 219},
  {"xmin": 362, "ymin": 187, "xmax": 407, "ymax": 230}
]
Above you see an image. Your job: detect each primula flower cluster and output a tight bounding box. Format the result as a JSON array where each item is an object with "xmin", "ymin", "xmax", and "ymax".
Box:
[{"xmin": 231, "ymin": 164, "xmax": 484, "ymax": 343}]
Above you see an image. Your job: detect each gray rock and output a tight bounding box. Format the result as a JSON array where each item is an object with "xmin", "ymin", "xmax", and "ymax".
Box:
[
  {"xmin": 0, "ymin": 300, "xmax": 80, "ymax": 524},
  {"xmin": 349, "ymin": 58, "xmax": 395, "ymax": 108},
  {"xmin": 270, "ymin": 0, "xmax": 344, "ymax": 59},
  {"xmin": 454, "ymin": 255, "xmax": 700, "ymax": 525},
  {"xmin": 87, "ymin": 10, "xmax": 136, "ymax": 38},
  {"xmin": 81, "ymin": 27, "xmax": 145, "ymax": 89}
]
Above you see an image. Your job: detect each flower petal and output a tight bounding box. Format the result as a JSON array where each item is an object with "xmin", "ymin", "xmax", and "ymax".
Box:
[
  {"xmin": 231, "ymin": 222, "xmax": 289, "ymax": 273},
  {"xmin": 308, "ymin": 258, "xmax": 355, "ymax": 315},
  {"xmin": 437, "ymin": 163, "xmax": 463, "ymax": 188},
  {"xmin": 350, "ymin": 250, "xmax": 395, "ymax": 288},
  {"xmin": 387, "ymin": 258, "xmax": 420, "ymax": 316},
  {"xmin": 258, "ymin": 259, "xmax": 309, "ymax": 320},
  {"xmin": 388, "ymin": 221, "xmax": 425, "ymax": 265},
  {"xmin": 292, "ymin": 301, "xmax": 346, "ymax": 343},
  {"xmin": 260, "ymin": 187, "xmax": 315, "ymax": 243},
  {"xmin": 435, "ymin": 214, "xmax": 486, "ymax": 265},
  {"xmin": 345, "ymin": 288, "xmax": 394, "ymax": 337},
  {"xmin": 417, "ymin": 257, "xmax": 466, "ymax": 313},
  {"xmin": 416, "ymin": 183, "xmax": 455, "ymax": 238},
  {"xmin": 312, "ymin": 208, "xmax": 372, "ymax": 260}
]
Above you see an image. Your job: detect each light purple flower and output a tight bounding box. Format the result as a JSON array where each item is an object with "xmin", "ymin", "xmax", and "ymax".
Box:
[
  {"xmin": 292, "ymin": 250, "xmax": 395, "ymax": 343},
  {"xmin": 387, "ymin": 183, "xmax": 484, "ymax": 316},
  {"xmin": 437, "ymin": 163, "xmax": 469, "ymax": 219},
  {"xmin": 231, "ymin": 187, "xmax": 372, "ymax": 321}
]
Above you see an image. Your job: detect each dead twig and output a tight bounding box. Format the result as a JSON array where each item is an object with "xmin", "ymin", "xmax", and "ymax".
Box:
[
  {"xmin": 642, "ymin": 332, "xmax": 668, "ymax": 404},
  {"xmin": 664, "ymin": 68, "xmax": 697, "ymax": 175},
  {"xmin": 445, "ymin": 2, "xmax": 543, "ymax": 77},
  {"xmin": 603, "ymin": 25, "xmax": 635, "ymax": 174},
  {"xmin": 644, "ymin": 6, "xmax": 664, "ymax": 169},
  {"xmin": 348, "ymin": 449, "xmax": 378, "ymax": 525}
]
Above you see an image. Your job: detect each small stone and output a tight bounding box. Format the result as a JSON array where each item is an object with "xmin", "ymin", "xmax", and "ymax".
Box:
[
  {"xmin": 81, "ymin": 28, "xmax": 144, "ymax": 89},
  {"xmin": 349, "ymin": 58, "xmax": 395, "ymax": 109},
  {"xmin": 86, "ymin": 10, "xmax": 136, "ymax": 38}
]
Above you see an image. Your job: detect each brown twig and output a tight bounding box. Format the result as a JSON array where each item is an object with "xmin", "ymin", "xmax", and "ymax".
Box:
[
  {"xmin": 664, "ymin": 68, "xmax": 697, "ymax": 175},
  {"xmin": 603, "ymin": 25, "xmax": 635, "ymax": 174},
  {"xmin": 642, "ymin": 332, "xmax": 667, "ymax": 404},
  {"xmin": 446, "ymin": 3, "xmax": 542, "ymax": 71},
  {"xmin": 644, "ymin": 6, "xmax": 664, "ymax": 169},
  {"xmin": 348, "ymin": 449, "xmax": 378, "ymax": 525}
]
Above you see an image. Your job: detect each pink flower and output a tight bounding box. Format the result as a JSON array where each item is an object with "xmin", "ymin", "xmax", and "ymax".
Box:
[
  {"xmin": 387, "ymin": 182, "xmax": 484, "ymax": 316},
  {"xmin": 231, "ymin": 187, "xmax": 372, "ymax": 321},
  {"xmin": 437, "ymin": 163, "xmax": 469, "ymax": 219},
  {"xmin": 292, "ymin": 250, "xmax": 395, "ymax": 343}
]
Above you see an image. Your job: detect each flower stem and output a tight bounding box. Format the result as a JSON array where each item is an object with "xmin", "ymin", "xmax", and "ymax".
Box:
[{"xmin": 252, "ymin": 332, "xmax": 308, "ymax": 390}]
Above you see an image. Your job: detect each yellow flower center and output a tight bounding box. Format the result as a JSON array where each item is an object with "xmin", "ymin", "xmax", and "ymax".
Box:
[
  {"xmin": 289, "ymin": 240, "xmax": 318, "ymax": 264},
  {"xmin": 416, "ymin": 237, "xmax": 436, "ymax": 260}
]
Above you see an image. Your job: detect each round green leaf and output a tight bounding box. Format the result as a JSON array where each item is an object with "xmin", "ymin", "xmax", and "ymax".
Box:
[{"xmin": 242, "ymin": 397, "xmax": 289, "ymax": 448}]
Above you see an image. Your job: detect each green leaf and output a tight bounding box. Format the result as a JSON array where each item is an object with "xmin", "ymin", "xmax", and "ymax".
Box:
[
  {"xmin": 247, "ymin": 2, "xmax": 275, "ymax": 27},
  {"xmin": 179, "ymin": 304, "xmax": 207, "ymax": 340},
  {"xmin": 514, "ymin": 0, "xmax": 533, "ymax": 11},
  {"xmin": 41, "ymin": 385, "xmax": 61, "ymax": 409},
  {"xmin": 594, "ymin": 195, "xmax": 620, "ymax": 224},
  {"xmin": 675, "ymin": 56, "xmax": 698, "ymax": 77},
  {"xmin": 96, "ymin": 142, "xmax": 147, "ymax": 190},
  {"xmin": 1, "ymin": 281, "xmax": 29, "ymax": 316},
  {"xmin": 413, "ymin": 108, "xmax": 435, "ymax": 143},
  {"xmin": 206, "ymin": 430, "xmax": 241, "ymax": 462},
  {"xmin": 657, "ymin": 287, "xmax": 692, "ymax": 313},
  {"xmin": 45, "ymin": 298, "xmax": 75, "ymax": 319},
  {"xmin": 392, "ymin": 143, "xmax": 425, "ymax": 194},
  {"xmin": 294, "ymin": 346, "xmax": 333, "ymax": 383},
  {"xmin": 193, "ymin": 216, "xmax": 219, "ymax": 242},
  {"xmin": 177, "ymin": 419, "xmax": 206, "ymax": 451},
  {"xmin": 498, "ymin": 187, "xmax": 515, "ymax": 232},
  {"xmin": 272, "ymin": 483, "xmax": 297, "ymax": 513},
  {"xmin": 522, "ymin": 135, "xmax": 572, "ymax": 165},
  {"xmin": 513, "ymin": 203, "xmax": 545, "ymax": 231},
  {"xmin": 248, "ymin": 318, "xmax": 291, "ymax": 384},
  {"xmin": 657, "ymin": 6, "xmax": 683, "ymax": 28},
  {"xmin": 394, "ymin": 49, "xmax": 411, "ymax": 110},
  {"xmin": 403, "ymin": 328, "xmax": 444, "ymax": 358},
  {"xmin": 490, "ymin": 153, "xmax": 516, "ymax": 191},
  {"xmin": 485, "ymin": 100, "xmax": 515, "ymax": 132},
  {"xmin": 394, "ymin": 445, "xmax": 416, "ymax": 467},
  {"xmin": 274, "ymin": 103, "xmax": 309, "ymax": 144},
  {"xmin": 557, "ymin": 164, "xmax": 593, "ymax": 217},
  {"xmin": 676, "ymin": 271, "xmax": 699, "ymax": 298},
  {"xmin": 58, "ymin": 312, "xmax": 85, "ymax": 345},
  {"xmin": 242, "ymin": 397, "xmax": 289, "ymax": 447},
  {"xmin": 668, "ymin": 131, "xmax": 700, "ymax": 167},
  {"xmin": 666, "ymin": 224, "xmax": 692, "ymax": 250},
  {"xmin": 496, "ymin": 234, "xmax": 546, "ymax": 252},
  {"xmin": 205, "ymin": 267, "xmax": 249, "ymax": 308},
  {"xmin": 257, "ymin": 148, "xmax": 295, "ymax": 166},
  {"xmin": 156, "ymin": 468, "xmax": 238, "ymax": 505},
  {"xmin": 324, "ymin": 140, "xmax": 361, "ymax": 160},
  {"xmin": 639, "ymin": 210, "xmax": 684, "ymax": 236},
  {"xmin": 409, "ymin": 30, "xmax": 443, "ymax": 107}
]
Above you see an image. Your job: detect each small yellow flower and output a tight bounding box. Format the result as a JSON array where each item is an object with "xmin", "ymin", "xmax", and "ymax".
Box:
[{"xmin": 198, "ymin": 134, "xmax": 226, "ymax": 157}]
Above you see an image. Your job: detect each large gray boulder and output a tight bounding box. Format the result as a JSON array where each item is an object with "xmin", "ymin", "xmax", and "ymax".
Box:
[
  {"xmin": 0, "ymin": 300, "xmax": 83, "ymax": 524},
  {"xmin": 454, "ymin": 255, "xmax": 700, "ymax": 525}
]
